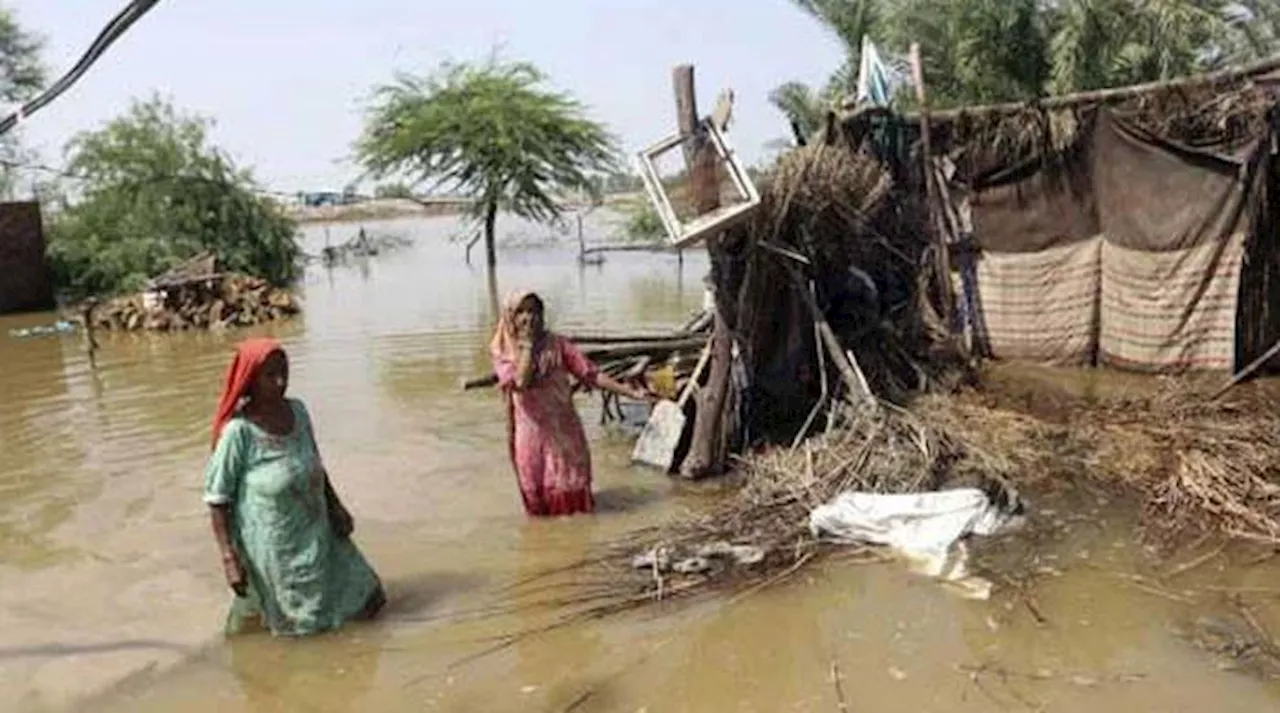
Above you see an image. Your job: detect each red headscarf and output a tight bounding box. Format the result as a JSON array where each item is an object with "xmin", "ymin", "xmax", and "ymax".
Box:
[{"xmin": 210, "ymin": 337, "xmax": 285, "ymax": 450}]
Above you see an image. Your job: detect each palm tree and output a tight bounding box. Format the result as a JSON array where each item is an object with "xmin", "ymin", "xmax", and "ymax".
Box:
[
  {"xmin": 355, "ymin": 59, "xmax": 618, "ymax": 272},
  {"xmin": 768, "ymin": 81, "xmax": 828, "ymax": 144},
  {"xmin": 1045, "ymin": 0, "xmax": 1240, "ymax": 95},
  {"xmin": 775, "ymin": 0, "xmax": 1280, "ymax": 122},
  {"xmin": 768, "ymin": 0, "xmax": 881, "ymax": 143}
]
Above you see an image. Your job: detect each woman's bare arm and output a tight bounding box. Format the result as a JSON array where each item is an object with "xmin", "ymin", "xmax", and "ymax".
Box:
[
  {"xmin": 209, "ymin": 504, "xmax": 246, "ymax": 595},
  {"xmin": 596, "ymin": 372, "xmax": 651, "ymax": 401},
  {"xmin": 209, "ymin": 505, "xmax": 236, "ymax": 558}
]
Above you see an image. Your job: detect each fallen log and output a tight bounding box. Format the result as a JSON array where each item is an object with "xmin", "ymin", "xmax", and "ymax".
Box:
[
  {"xmin": 564, "ymin": 331, "xmax": 708, "ymax": 344},
  {"xmin": 579, "ymin": 244, "xmax": 678, "ymax": 256},
  {"xmin": 460, "ymin": 336, "xmax": 708, "ymax": 391}
]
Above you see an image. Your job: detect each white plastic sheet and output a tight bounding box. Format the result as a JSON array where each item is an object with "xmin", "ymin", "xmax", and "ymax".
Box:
[{"xmin": 808, "ymin": 488, "xmax": 1022, "ymax": 599}]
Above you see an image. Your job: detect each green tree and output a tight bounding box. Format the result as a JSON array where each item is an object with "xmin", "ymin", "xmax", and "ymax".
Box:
[
  {"xmin": 374, "ymin": 181, "xmax": 415, "ymax": 199},
  {"xmin": 767, "ymin": 81, "xmax": 829, "ymax": 145},
  {"xmin": 0, "ymin": 6, "xmax": 45, "ymax": 197},
  {"xmin": 47, "ymin": 96, "xmax": 300, "ymax": 298},
  {"xmin": 618, "ymin": 196, "xmax": 665, "ymax": 243},
  {"xmin": 355, "ymin": 58, "xmax": 618, "ymax": 271},
  {"xmin": 772, "ymin": 0, "xmax": 1280, "ymax": 134}
]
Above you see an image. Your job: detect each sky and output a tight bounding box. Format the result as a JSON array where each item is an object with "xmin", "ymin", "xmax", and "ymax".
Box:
[{"xmin": 6, "ymin": 0, "xmax": 846, "ymax": 193}]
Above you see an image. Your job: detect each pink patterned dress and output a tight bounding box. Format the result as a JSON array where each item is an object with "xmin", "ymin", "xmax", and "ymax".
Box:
[{"xmin": 494, "ymin": 335, "xmax": 600, "ymax": 516}]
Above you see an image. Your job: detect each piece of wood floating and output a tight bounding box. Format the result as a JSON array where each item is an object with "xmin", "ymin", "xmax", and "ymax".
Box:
[
  {"xmin": 462, "ymin": 373, "xmax": 499, "ymax": 390},
  {"xmin": 579, "ymin": 244, "xmax": 679, "ymax": 256},
  {"xmin": 564, "ymin": 331, "xmax": 707, "ymax": 344},
  {"xmin": 581, "ymin": 336, "xmax": 707, "ymax": 361},
  {"xmin": 460, "ymin": 336, "xmax": 707, "ymax": 391}
]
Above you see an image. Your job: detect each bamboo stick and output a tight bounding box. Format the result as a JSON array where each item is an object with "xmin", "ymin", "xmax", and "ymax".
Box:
[
  {"xmin": 910, "ymin": 42, "xmax": 956, "ymax": 330},
  {"xmin": 1210, "ymin": 336, "xmax": 1280, "ymax": 400},
  {"xmin": 841, "ymin": 53, "xmax": 1280, "ymax": 122}
]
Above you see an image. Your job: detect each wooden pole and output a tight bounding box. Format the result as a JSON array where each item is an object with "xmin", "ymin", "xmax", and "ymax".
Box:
[
  {"xmin": 840, "ymin": 53, "xmax": 1280, "ymax": 122},
  {"xmin": 1210, "ymin": 337, "xmax": 1280, "ymax": 401},
  {"xmin": 910, "ymin": 43, "xmax": 956, "ymax": 331},
  {"xmin": 82, "ymin": 298, "xmax": 99, "ymax": 369},
  {"xmin": 672, "ymin": 64, "xmax": 732, "ymax": 480}
]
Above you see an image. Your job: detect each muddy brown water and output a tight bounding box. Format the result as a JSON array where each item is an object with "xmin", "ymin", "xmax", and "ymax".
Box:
[{"xmin": 2, "ymin": 214, "xmax": 1279, "ymax": 712}]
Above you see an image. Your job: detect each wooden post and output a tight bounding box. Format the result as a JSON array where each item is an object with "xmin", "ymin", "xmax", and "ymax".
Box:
[
  {"xmin": 82, "ymin": 298, "xmax": 99, "ymax": 369},
  {"xmin": 909, "ymin": 43, "xmax": 956, "ymax": 330},
  {"xmin": 672, "ymin": 64, "xmax": 732, "ymax": 479}
]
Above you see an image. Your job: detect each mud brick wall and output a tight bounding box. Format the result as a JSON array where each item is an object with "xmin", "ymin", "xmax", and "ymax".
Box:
[{"xmin": 0, "ymin": 201, "xmax": 53, "ymax": 314}]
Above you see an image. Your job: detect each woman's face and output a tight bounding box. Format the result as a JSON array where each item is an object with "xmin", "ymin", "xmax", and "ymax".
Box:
[
  {"xmin": 251, "ymin": 350, "xmax": 289, "ymax": 403},
  {"xmin": 514, "ymin": 296, "xmax": 545, "ymax": 337}
]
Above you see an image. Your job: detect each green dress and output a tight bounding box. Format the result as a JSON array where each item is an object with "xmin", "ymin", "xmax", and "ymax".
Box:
[{"xmin": 204, "ymin": 398, "xmax": 383, "ymax": 636}]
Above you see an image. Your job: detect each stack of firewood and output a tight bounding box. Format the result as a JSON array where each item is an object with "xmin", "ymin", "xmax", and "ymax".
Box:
[{"xmin": 80, "ymin": 273, "xmax": 300, "ymax": 332}]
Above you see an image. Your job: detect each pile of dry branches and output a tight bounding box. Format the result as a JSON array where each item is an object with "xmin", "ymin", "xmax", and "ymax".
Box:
[
  {"xmin": 728, "ymin": 142, "xmax": 955, "ymax": 411},
  {"xmin": 878, "ymin": 69, "xmax": 1275, "ymax": 190},
  {"xmin": 79, "ymin": 273, "xmax": 300, "ymax": 332},
  {"xmin": 516, "ymin": 378, "xmax": 1280, "ymax": 623},
  {"xmin": 500, "ymin": 398, "xmax": 1018, "ymax": 623},
  {"xmin": 925, "ymin": 383, "xmax": 1280, "ymax": 548}
]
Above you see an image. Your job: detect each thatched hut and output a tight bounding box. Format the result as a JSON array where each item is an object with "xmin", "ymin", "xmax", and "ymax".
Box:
[
  {"xmin": 841, "ymin": 56, "xmax": 1280, "ymax": 374},
  {"xmin": 496, "ymin": 63, "xmax": 1280, "ymax": 630}
]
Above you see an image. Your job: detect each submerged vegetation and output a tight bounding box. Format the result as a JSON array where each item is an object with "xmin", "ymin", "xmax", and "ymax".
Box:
[{"xmin": 617, "ymin": 196, "xmax": 665, "ymax": 243}]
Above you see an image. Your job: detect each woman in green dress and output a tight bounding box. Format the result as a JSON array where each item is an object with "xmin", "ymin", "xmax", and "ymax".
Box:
[{"xmin": 204, "ymin": 337, "xmax": 385, "ymax": 636}]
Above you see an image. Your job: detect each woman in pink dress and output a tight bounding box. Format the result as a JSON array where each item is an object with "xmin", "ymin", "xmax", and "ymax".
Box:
[{"xmin": 490, "ymin": 291, "xmax": 653, "ymax": 516}]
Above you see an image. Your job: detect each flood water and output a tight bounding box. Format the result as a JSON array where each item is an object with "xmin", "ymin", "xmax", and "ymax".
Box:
[{"xmin": 2, "ymin": 213, "xmax": 1279, "ymax": 712}]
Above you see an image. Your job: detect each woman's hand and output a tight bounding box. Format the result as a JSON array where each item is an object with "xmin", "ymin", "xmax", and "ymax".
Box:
[
  {"xmin": 626, "ymin": 382, "xmax": 658, "ymax": 404},
  {"xmin": 514, "ymin": 312, "xmax": 536, "ymax": 343},
  {"xmin": 223, "ymin": 553, "xmax": 248, "ymax": 597}
]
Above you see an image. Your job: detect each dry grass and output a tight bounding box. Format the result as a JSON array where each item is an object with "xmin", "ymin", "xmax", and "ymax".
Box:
[
  {"xmin": 505, "ymin": 379, "xmax": 1280, "ymax": 628},
  {"xmin": 921, "ymin": 78, "xmax": 1274, "ymax": 180},
  {"xmin": 920, "ymin": 383, "xmax": 1280, "ymax": 548}
]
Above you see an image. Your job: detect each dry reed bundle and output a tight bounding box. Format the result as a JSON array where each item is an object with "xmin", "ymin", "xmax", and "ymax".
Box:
[
  {"xmin": 728, "ymin": 142, "xmax": 954, "ymax": 407},
  {"xmin": 914, "ymin": 384, "xmax": 1280, "ymax": 548},
  {"xmin": 920, "ymin": 76, "xmax": 1274, "ymax": 182},
  {"xmin": 499, "ymin": 399, "xmax": 1019, "ymax": 625},
  {"xmin": 760, "ymin": 143, "xmax": 900, "ymax": 271},
  {"xmin": 512, "ymin": 380, "xmax": 1280, "ymax": 629},
  {"xmin": 1120, "ymin": 78, "xmax": 1273, "ymax": 149}
]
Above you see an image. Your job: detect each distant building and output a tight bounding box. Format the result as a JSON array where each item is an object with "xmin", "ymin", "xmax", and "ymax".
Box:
[
  {"xmin": 0, "ymin": 201, "xmax": 54, "ymax": 314},
  {"xmin": 300, "ymin": 191, "xmax": 347, "ymax": 207}
]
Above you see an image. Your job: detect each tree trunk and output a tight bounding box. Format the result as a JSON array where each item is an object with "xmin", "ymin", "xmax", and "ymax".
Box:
[
  {"xmin": 671, "ymin": 64, "xmax": 731, "ymax": 480},
  {"xmin": 681, "ymin": 293, "xmax": 732, "ymax": 478},
  {"xmin": 484, "ymin": 199, "xmax": 498, "ymax": 271}
]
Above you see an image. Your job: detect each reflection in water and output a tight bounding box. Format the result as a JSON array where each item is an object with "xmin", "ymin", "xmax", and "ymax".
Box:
[
  {"xmin": 486, "ymin": 267, "xmax": 501, "ymax": 323},
  {"xmin": 227, "ymin": 629, "xmax": 386, "ymax": 712},
  {"xmin": 510, "ymin": 522, "xmax": 602, "ymax": 710}
]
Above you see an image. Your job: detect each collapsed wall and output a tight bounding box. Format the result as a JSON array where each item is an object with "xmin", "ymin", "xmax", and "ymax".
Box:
[{"xmin": 0, "ymin": 202, "xmax": 54, "ymax": 315}]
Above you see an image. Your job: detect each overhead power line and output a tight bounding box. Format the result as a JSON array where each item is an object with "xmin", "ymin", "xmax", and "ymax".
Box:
[{"xmin": 0, "ymin": 0, "xmax": 165, "ymax": 137}]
